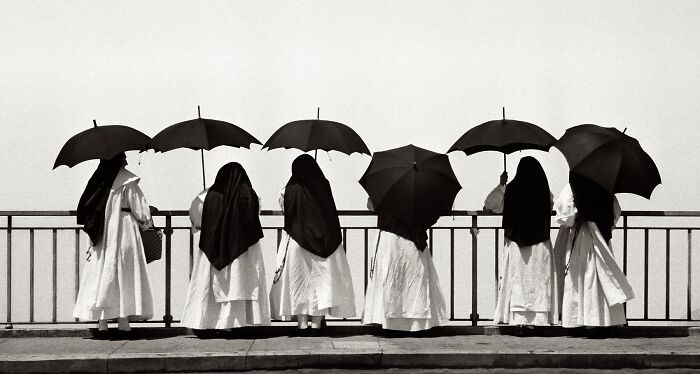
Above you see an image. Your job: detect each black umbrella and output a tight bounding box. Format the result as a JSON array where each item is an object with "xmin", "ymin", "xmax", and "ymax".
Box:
[
  {"xmin": 448, "ymin": 107, "xmax": 556, "ymax": 180},
  {"xmin": 263, "ymin": 108, "xmax": 371, "ymax": 159},
  {"xmin": 148, "ymin": 106, "xmax": 261, "ymax": 189},
  {"xmin": 555, "ymin": 124, "xmax": 661, "ymax": 199},
  {"xmin": 54, "ymin": 120, "xmax": 151, "ymax": 169},
  {"xmin": 359, "ymin": 144, "xmax": 462, "ymax": 227}
]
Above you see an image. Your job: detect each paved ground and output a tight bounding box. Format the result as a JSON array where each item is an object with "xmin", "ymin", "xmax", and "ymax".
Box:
[{"xmin": 0, "ymin": 327, "xmax": 699, "ymax": 373}]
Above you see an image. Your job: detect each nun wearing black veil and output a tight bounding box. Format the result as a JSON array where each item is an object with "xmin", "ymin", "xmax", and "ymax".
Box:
[
  {"xmin": 269, "ymin": 155, "xmax": 356, "ymax": 331},
  {"xmin": 553, "ymin": 172, "xmax": 635, "ymax": 328},
  {"xmin": 73, "ymin": 153, "xmax": 154, "ymax": 332},
  {"xmin": 493, "ymin": 157, "xmax": 559, "ymax": 326},
  {"xmin": 181, "ymin": 162, "xmax": 270, "ymax": 329}
]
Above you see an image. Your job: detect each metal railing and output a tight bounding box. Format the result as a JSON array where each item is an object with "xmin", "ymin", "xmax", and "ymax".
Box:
[{"xmin": 1, "ymin": 210, "xmax": 699, "ymax": 328}]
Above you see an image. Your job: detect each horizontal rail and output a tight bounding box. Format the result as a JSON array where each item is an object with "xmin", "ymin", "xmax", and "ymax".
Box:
[{"xmin": 1, "ymin": 210, "xmax": 699, "ymax": 327}]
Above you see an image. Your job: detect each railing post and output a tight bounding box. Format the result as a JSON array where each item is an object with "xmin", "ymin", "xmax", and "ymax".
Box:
[
  {"xmin": 665, "ymin": 229, "xmax": 671, "ymax": 320},
  {"xmin": 644, "ymin": 228, "xmax": 649, "ymax": 320},
  {"xmin": 163, "ymin": 214, "xmax": 173, "ymax": 327},
  {"xmin": 622, "ymin": 215, "xmax": 628, "ymax": 274},
  {"xmin": 5, "ymin": 215, "xmax": 12, "ymax": 329},
  {"xmin": 450, "ymin": 228, "xmax": 455, "ymax": 320},
  {"xmin": 688, "ymin": 229, "xmax": 693, "ymax": 321},
  {"xmin": 30, "ymin": 229, "xmax": 35, "ymax": 323},
  {"xmin": 470, "ymin": 215, "xmax": 479, "ymax": 326},
  {"xmin": 52, "ymin": 229, "xmax": 58, "ymax": 323},
  {"xmin": 363, "ymin": 228, "xmax": 368, "ymax": 294}
]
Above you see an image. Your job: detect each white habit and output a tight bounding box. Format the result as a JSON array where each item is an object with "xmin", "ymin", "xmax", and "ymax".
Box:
[
  {"xmin": 362, "ymin": 231, "xmax": 448, "ymax": 331},
  {"xmin": 180, "ymin": 190, "xmax": 271, "ymax": 329},
  {"xmin": 553, "ymin": 183, "xmax": 635, "ymax": 327},
  {"xmin": 73, "ymin": 168, "xmax": 154, "ymax": 321},
  {"xmin": 269, "ymin": 188, "xmax": 356, "ymax": 319},
  {"xmin": 493, "ymin": 239, "xmax": 559, "ymax": 325}
]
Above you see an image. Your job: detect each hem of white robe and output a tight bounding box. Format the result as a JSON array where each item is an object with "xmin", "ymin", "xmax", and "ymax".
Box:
[
  {"xmin": 180, "ymin": 299, "xmax": 271, "ymax": 329},
  {"xmin": 362, "ymin": 317, "xmax": 447, "ymax": 332},
  {"xmin": 493, "ymin": 311, "xmax": 555, "ymax": 326},
  {"xmin": 272, "ymin": 305, "xmax": 356, "ymax": 320},
  {"xmin": 73, "ymin": 307, "xmax": 153, "ymax": 321},
  {"xmin": 269, "ymin": 236, "xmax": 356, "ymax": 320}
]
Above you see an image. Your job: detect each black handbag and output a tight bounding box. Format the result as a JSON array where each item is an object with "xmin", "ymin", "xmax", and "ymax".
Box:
[{"xmin": 141, "ymin": 223, "xmax": 163, "ymax": 264}]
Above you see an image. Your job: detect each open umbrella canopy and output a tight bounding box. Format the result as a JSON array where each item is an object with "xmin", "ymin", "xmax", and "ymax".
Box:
[
  {"xmin": 359, "ymin": 144, "xmax": 461, "ymax": 227},
  {"xmin": 263, "ymin": 109, "xmax": 370, "ymax": 156},
  {"xmin": 147, "ymin": 107, "xmax": 261, "ymax": 189},
  {"xmin": 555, "ymin": 124, "xmax": 661, "ymax": 199},
  {"xmin": 148, "ymin": 118, "xmax": 260, "ymax": 152},
  {"xmin": 53, "ymin": 120, "xmax": 150, "ymax": 169},
  {"xmin": 448, "ymin": 108, "xmax": 556, "ymax": 176},
  {"xmin": 448, "ymin": 118, "xmax": 556, "ymax": 155}
]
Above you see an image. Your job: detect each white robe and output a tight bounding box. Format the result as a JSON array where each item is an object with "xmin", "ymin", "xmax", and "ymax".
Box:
[
  {"xmin": 269, "ymin": 188, "xmax": 356, "ymax": 319},
  {"xmin": 553, "ymin": 184, "xmax": 635, "ymax": 327},
  {"xmin": 493, "ymin": 239, "xmax": 559, "ymax": 325},
  {"xmin": 362, "ymin": 231, "xmax": 448, "ymax": 331},
  {"xmin": 180, "ymin": 190, "xmax": 271, "ymax": 329},
  {"xmin": 73, "ymin": 168, "xmax": 154, "ymax": 321}
]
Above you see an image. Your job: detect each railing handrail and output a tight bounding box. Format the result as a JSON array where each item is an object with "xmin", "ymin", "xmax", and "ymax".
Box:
[{"xmin": 2, "ymin": 210, "xmax": 700, "ymax": 217}]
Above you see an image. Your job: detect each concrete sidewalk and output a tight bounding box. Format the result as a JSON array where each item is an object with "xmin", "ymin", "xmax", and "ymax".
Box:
[{"xmin": 0, "ymin": 327, "xmax": 699, "ymax": 373}]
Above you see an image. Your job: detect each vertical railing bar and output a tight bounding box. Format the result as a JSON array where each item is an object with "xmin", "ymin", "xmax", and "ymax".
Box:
[
  {"xmin": 688, "ymin": 229, "xmax": 693, "ymax": 321},
  {"xmin": 6, "ymin": 216, "xmax": 12, "ymax": 327},
  {"xmin": 494, "ymin": 228, "xmax": 499, "ymax": 300},
  {"xmin": 29, "ymin": 229, "xmax": 35, "ymax": 323},
  {"xmin": 164, "ymin": 215, "xmax": 173, "ymax": 327},
  {"xmin": 52, "ymin": 229, "xmax": 57, "ymax": 323},
  {"xmin": 644, "ymin": 228, "xmax": 649, "ymax": 321},
  {"xmin": 343, "ymin": 228, "xmax": 347, "ymax": 252},
  {"xmin": 623, "ymin": 216, "xmax": 628, "ymax": 275},
  {"xmin": 74, "ymin": 229, "xmax": 80, "ymax": 322},
  {"xmin": 665, "ymin": 228, "xmax": 670, "ymax": 320},
  {"xmin": 276, "ymin": 229, "xmax": 282, "ymax": 250},
  {"xmin": 188, "ymin": 230, "xmax": 194, "ymax": 281},
  {"xmin": 363, "ymin": 228, "xmax": 368, "ymax": 294},
  {"xmin": 450, "ymin": 228, "xmax": 454, "ymax": 320},
  {"xmin": 470, "ymin": 215, "xmax": 478, "ymax": 326},
  {"xmin": 74, "ymin": 229, "xmax": 80, "ymax": 303},
  {"xmin": 429, "ymin": 228, "xmax": 433, "ymax": 256}
]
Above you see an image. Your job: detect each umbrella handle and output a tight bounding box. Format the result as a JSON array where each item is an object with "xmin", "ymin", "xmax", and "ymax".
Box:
[{"xmin": 201, "ymin": 149, "xmax": 206, "ymax": 189}]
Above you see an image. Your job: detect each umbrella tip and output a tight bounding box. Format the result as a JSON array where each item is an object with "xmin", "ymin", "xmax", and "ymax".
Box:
[
  {"xmin": 198, "ymin": 105, "xmax": 201, "ymax": 119},
  {"xmin": 92, "ymin": 119, "xmax": 97, "ymax": 128},
  {"xmin": 317, "ymin": 107, "xmax": 320, "ymax": 120},
  {"xmin": 622, "ymin": 127, "xmax": 627, "ymax": 134},
  {"xmin": 502, "ymin": 107, "xmax": 505, "ymax": 120}
]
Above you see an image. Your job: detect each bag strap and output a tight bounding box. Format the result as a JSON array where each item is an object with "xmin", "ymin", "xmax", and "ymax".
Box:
[
  {"xmin": 369, "ymin": 230, "xmax": 382, "ymax": 279},
  {"xmin": 272, "ymin": 235, "xmax": 291, "ymax": 284}
]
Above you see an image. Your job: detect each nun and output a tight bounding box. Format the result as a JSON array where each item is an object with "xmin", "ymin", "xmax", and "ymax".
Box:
[
  {"xmin": 553, "ymin": 172, "xmax": 635, "ymax": 330},
  {"xmin": 362, "ymin": 200, "xmax": 448, "ymax": 331},
  {"xmin": 181, "ymin": 162, "xmax": 270, "ymax": 330},
  {"xmin": 269, "ymin": 154, "xmax": 356, "ymax": 331},
  {"xmin": 73, "ymin": 153, "xmax": 154, "ymax": 332},
  {"xmin": 493, "ymin": 157, "xmax": 559, "ymax": 327}
]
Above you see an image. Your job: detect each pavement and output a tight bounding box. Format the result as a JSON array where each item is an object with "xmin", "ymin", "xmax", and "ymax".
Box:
[{"xmin": 0, "ymin": 326, "xmax": 699, "ymax": 373}]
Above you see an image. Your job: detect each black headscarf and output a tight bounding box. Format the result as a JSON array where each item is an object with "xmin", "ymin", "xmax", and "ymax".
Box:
[
  {"xmin": 502, "ymin": 156, "xmax": 552, "ymax": 247},
  {"xmin": 377, "ymin": 213, "xmax": 430, "ymax": 251},
  {"xmin": 199, "ymin": 162, "xmax": 264, "ymax": 271},
  {"xmin": 283, "ymin": 154, "xmax": 342, "ymax": 258},
  {"xmin": 569, "ymin": 172, "xmax": 616, "ymax": 242},
  {"xmin": 77, "ymin": 153, "xmax": 126, "ymax": 245}
]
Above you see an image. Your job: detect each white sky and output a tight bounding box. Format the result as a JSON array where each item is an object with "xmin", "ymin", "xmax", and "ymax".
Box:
[{"xmin": 1, "ymin": 0, "xmax": 699, "ymax": 212}]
